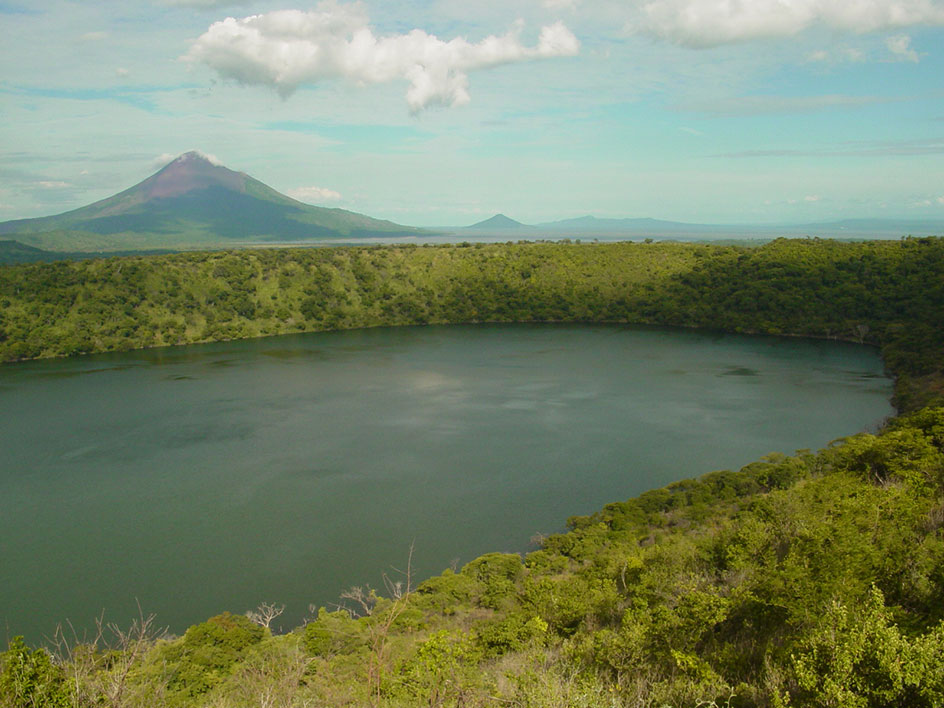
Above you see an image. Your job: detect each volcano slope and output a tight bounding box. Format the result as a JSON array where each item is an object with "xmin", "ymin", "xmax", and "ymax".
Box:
[{"xmin": 0, "ymin": 152, "xmax": 426, "ymax": 252}]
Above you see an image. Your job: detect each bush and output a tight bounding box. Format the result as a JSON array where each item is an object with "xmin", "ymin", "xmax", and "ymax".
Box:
[{"xmin": 0, "ymin": 637, "xmax": 69, "ymax": 708}]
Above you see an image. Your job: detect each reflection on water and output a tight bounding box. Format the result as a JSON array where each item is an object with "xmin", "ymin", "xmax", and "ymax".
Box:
[
  {"xmin": 721, "ymin": 366, "xmax": 759, "ymax": 377},
  {"xmin": 0, "ymin": 324, "xmax": 893, "ymax": 642}
]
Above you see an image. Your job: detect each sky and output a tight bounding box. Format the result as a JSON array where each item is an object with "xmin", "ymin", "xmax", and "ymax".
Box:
[{"xmin": 2, "ymin": 0, "xmax": 943, "ymax": 227}]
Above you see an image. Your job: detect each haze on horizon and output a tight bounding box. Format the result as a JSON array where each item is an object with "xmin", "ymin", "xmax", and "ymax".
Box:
[{"xmin": 2, "ymin": 0, "xmax": 943, "ymax": 228}]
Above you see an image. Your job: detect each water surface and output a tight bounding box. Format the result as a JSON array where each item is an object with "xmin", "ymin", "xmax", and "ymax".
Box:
[{"xmin": 0, "ymin": 324, "xmax": 893, "ymax": 642}]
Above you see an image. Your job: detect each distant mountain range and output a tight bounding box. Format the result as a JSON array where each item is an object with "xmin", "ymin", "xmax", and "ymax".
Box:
[
  {"xmin": 2, "ymin": 153, "xmax": 942, "ymax": 262},
  {"xmin": 455, "ymin": 213, "xmax": 944, "ymax": 238},
  {"xmin": 536, "ymin": 215, "xmax": 723, "ymax": 234},
  {"xmin": 0, "ymin": 152, "xmax": 426, "ymax": 252}
]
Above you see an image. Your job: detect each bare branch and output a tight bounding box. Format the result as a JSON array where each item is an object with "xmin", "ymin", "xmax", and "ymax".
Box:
[
  {"xmin": 339, "ymin": 585, "xmax": 376, "ymax": 618},
  {"xmin": 51, "ymin": 602, "xmax": 166, "ymax": 708},
  {"xmin": 385, "ymin": 540, "xmax": 415, "ymax": 598},
  {"xmin": 245, "ymin": 601, "xmax": 286, "ymax": 631}
]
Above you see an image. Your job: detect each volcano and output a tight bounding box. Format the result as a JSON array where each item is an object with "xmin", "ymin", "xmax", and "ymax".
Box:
[
  {"xmin": 466, "ymin": 213, "xmax": 529, "ymax": 230},
  {"xmin": 0, "ymin": 152, "xmax": 425, "ymax": 251}
]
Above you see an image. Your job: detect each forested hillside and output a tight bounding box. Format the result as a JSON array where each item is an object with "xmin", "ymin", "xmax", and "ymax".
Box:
[{"xmin": 2, "ymin": 238, "xmax": 944, "ymax": 707}]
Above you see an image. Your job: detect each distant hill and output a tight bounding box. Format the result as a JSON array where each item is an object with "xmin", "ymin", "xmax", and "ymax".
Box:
[
  {"xmin": 0, "ymin": 240, "xmax": 56, "ymax": 265},
  {"xmin": 534, "ymin": 215, "xmax": 944, "ymax": 239},
  {"xmin": 0, "ymin": 152, "xmax": 427, "ymax": 251},
  {"xmin": 0, "ymin": 239, "xmax": 176, "ymax": 265},
  {"xmin": 536, "ymin": 215, "xmax": 743, "ymax": 234},
  {"xmin": 466, "ymin": 214, "xmax": 530, "ymax": 230}
]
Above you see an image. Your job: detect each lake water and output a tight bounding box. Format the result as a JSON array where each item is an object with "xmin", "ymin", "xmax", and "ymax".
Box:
[{"xmin": 0, "ymin": 324, "xmax": 893, "ymax": 643}]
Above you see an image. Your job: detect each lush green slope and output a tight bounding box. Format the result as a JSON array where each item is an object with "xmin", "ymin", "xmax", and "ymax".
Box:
[
  {"xmin": 0, "ymin": 239, "xmax": 54, "ymax": 265},
  {"xmin": 2, "ymin": 237, "xmax": 944, "ymax": 708},
  {"xmin": 0, "ymin": 238, "xmax": 176, "ymax": 265}
]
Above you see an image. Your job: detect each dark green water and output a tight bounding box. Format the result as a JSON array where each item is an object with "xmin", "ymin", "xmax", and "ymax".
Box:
[{"xmin": 0, "ymin": 324, "xmax": 893, "ymax": 643}]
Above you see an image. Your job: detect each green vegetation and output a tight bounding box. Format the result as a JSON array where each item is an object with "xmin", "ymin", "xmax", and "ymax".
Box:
[
  {"xmin": 0, "ymin": 239, "xmax": 176, "ymax": 266},
  {"xmin": 2, "ymin": 237, "xmax": 944, "ymax": 706}
]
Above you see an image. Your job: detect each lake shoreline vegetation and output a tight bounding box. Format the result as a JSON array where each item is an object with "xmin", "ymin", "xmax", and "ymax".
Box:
[{"xmin": 2, "ymin": 237, "xmax": 944, "ymax": 707}]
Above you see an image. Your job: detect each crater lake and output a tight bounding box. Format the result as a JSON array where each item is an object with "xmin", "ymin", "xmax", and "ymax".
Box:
[{"xmin": 0, "ymin": 323, "xmax": 894, "ymax": 641}]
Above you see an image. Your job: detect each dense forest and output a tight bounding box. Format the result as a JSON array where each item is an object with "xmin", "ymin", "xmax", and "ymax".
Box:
[{"xmin": 2, "ymin": 237, "xmax": 944, "ymax": 707}]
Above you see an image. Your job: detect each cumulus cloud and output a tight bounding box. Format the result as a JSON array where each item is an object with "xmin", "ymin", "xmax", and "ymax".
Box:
[
  {"xmin": 184, "ymin": 0, "xmax": 580, "ymax": 112},
  {"xmin": 287, "ymin": 185, "xmax": 343, "ymax": 203},
  {"xmin": 80, "ymin": 31, "xmax": 108, "ymax": 41},
  {"xmin": 885, "ymin": 33, "xmax": 920, "ymax": 61},
  {"xmin": 627, "ymin": 0, "xmax": 944, "ymax": 48},
  {"xmin": 938, "ymin": 196, "xmax": 944, "ymax": 205}
]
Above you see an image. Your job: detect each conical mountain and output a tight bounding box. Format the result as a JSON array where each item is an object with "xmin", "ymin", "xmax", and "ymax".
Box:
[
  {"xmin": 466, "ymin": 213, "xmax": 528, "ymax": 230},
  {"xmin": 0, "ymin": 152, "xmax": 424, "ymax": 251}
]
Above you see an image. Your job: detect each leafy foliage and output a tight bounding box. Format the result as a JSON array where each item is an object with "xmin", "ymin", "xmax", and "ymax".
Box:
[
  {"xmin": 0, "ymin": 637, "xmax": 69, "ymax": 708},
  {"xmin": 154, "ymin": 612, "xmax": 266, "ymax": 700}
]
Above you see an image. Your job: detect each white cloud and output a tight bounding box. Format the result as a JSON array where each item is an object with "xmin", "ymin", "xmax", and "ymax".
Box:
[
  {"xmin": 152, "ymin": 152, "xmax": 178, "ymax": 168},
  {"xmin": 184, "ymin": 0, "xmax": 580, "ymax": 113},
  {"xmin": 37, "ymin": 180, "xmax": 71, "ymax": 188},
  {"xmin": 287, "ymin": 185, "xmax": 343, "ymax": 203},
  {"xmin": 150, "ymin": 150, "xmax": 223, "ymax": 169},
  {"xmin": 885, "ymin": 33, "xmax": 920, "ymax": 61},
  {"xmin": 628, "ymin": 0, "xmax": 944, "ymax": 48},
  {"xmin": 786, "ymin": 194, "xmax": 822, "ymax": 204},
  {"xmin": 938, "ymin": 196, "xmax": 944, "ymax": 205},
  {"xmin": 116, "ymin": 67, "xmax": 130, "ymax": 77},
  {"xmin": 80, "ymin": 31, "xmax": 108, "ymax": 41},
  {"xmin": 192, "ymin": 150, "xmax": 223, "ymax": 166}
]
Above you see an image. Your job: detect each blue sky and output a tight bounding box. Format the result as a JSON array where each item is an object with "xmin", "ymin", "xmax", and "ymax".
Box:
[{"xmin": 1, "ymin": 0, "xmax": 943, "ymax": 226}]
